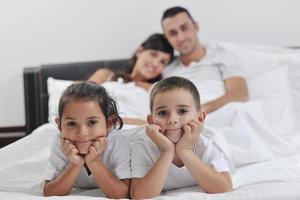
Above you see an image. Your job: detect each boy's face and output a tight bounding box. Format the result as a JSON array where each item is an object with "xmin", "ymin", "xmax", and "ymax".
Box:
[
  {"xmin": 56, "ymin": 99, "xmax": 109, "ymax": 155},
  {"xmin": 148, "ymin": 89, "xmax": 204, "ymax": 143}
]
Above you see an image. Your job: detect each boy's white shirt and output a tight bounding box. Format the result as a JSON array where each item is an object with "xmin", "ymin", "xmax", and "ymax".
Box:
[
  {"xmin": 44, "ymin": 129, "xmax": 131, "ymax": 189},
  {"xmin": 131, "ymin": 125, "xmax": 231, "ymax": 191}
]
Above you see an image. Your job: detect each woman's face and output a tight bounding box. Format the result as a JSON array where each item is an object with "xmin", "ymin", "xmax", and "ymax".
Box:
[{"xmin": 134, "ymin": 49, "xmax": 171, "ymax": 80}]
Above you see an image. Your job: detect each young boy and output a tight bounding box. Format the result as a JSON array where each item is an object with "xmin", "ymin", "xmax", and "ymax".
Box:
[{"xmin": 130, "ymin": 76, "xmax": 232, "ymax": 199}]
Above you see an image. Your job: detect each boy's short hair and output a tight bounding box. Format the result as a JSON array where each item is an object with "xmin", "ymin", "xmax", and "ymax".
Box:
[
  {"xmin": 161, "ymin": 6, "xmax": 195, "ymax": 23},
  {"xmin": 150, "ymin": 76, "xmax": 201, "ymax": 112}
]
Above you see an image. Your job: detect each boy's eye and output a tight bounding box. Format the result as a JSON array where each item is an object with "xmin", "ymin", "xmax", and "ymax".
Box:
[
  {"xmin": 88, "ymin": 120, "xmax": 97, "ymax": 126},
  {"xmin": 66, "ymin": 121, "xmax": 76, "ymax": 127},
  {"xmin": 178, "ymin": 109, "xmax": 188, "ymax": 115}
]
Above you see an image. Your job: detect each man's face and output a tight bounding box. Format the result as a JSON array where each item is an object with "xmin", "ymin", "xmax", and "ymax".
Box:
[
  {"xmin": 162, "ymin": 12, "xmax": 199, "ymax": 56},
  {"xmin": 149, "ymin": 89, "xmax": 202, "ymax": 143}
]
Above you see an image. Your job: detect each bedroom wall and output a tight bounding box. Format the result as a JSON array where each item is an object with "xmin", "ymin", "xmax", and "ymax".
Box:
[{"xmin": 0, "ymin": 0, "xmax": 300, "ymax": 127}]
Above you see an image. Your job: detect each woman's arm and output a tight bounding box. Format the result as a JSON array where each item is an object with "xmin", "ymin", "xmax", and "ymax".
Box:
[
  {"xmin": 43, "ymin": 163, "xmax": 83, "ymax": 196},
  {"xmin": 88, "ymin": 68, "xmax": 115, "ymax": 84},
  {"xmin": 122, "ymin": 117, "xmax": 147, "ymax": 125}
]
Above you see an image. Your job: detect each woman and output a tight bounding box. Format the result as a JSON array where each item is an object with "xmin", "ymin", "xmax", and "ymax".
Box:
[{"xmin": 89, "ymin": 33, "xmax": 174, "ymax": 91}]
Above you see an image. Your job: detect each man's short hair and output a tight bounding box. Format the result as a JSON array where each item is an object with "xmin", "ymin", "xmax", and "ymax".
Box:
[
  {"xmin": 161, "ymin": 6, "xmax": 195, "ymax": 23},
  {"xmin": 150, "ymin": 76, "xmax": 201, "ymax": 112}
]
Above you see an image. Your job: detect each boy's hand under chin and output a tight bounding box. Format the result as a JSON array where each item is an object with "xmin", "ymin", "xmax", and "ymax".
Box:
[
  {"xmin": 60, "ymin": 138, "xmax": 85, "ymax": 166},
  {"xmin": 176, "ymin": 121, "xmax": 203, "ymax": 153},
  {"xmin": 85, "ymin": 137, "xmax": 107, "ymax": 165},
  {"xmin": 146, "ymin": 124, "xmax": 175, "ymax": 153}
]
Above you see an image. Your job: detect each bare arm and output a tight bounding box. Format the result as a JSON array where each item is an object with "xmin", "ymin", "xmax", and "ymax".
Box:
[
  {"xmin": 87, "ymin": 160, "xmax": 130, "ymax": 198},
  {"xmin": 178, "ymin": 150, "xmax": 232, "ymax": 193},
  {"xmin": 81, "ymin": 137, "xmax": 129, "ymax": 198},
  {"xmin": 176, "ymin": 121, "xmax": 232, "ymax": 193},
  {"xmin": 131, "ymin": 152, "xmax": 173, "ymax": 199},
  {"xmin": 44, "ymin": 163, "xmax": 83, "ymax": 196},
  {"xmin": 130, "ymin": 124, "xmax": 175, "ymax": 199},
  {"xmin": 88, "ymin": 68, "xmax": 114, "ymax": 84},
  {"xmin": 122, "ymin": 117, "xmax": 147, "ymax": 125},
  {"xmin": 202, "ymin": 76, "xmax": 248, "ymax": 113}
]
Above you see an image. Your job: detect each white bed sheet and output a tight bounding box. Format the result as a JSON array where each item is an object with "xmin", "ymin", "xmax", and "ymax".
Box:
[
  {"xmin": 0, "ymin": 123, "xmax": 300, "ymax": 200},
  {"xmin": 1, "ymin": 182, "xmax": 300, "ymax": 200}
]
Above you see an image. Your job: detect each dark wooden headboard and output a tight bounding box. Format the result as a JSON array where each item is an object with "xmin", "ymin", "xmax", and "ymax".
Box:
[{"xmin": 23, "ymin": 58, "xmax": 130, "ymax": 134}]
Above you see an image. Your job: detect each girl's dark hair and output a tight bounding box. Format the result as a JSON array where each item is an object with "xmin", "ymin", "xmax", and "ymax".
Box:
[
  {"xmin": 58, "ymin": 81, "xmax": 123, "ymax": 129},
  {"xmin": 114, "ymin": 33, "xmax": 174, "ymax": 83}
]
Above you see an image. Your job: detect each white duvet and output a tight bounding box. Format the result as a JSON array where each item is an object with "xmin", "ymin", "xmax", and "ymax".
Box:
[{"xmin": 1, "ymin": 42, "xmax": 300, "ymax": 199}]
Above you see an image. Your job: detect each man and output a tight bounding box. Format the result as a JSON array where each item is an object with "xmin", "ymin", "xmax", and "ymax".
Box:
[{"xmin": 161, "ymin": 6, "xmax": 248, "ymax": 113}]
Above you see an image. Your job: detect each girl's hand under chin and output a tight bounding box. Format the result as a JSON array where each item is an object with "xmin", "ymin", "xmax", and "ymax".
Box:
[
  {"xmin": 60, "ymin": 138, "xmax": 85, "ymax": 166},
  {"xmin": 84, "ymin": 137, "xmax": 107, "ymax": 165}
]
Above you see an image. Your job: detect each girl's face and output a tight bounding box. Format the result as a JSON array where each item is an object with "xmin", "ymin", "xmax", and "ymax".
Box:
[
  {"xmin": 134, "ymin": 49, "xmax": 171, "ymax": 80},
  {"xmin": 56, "ymin": 99, "xmax": 109, "ymax": 155},
  {"xmin": 149, "ymin": 89, "xmax": 203, "ymax": 144}
]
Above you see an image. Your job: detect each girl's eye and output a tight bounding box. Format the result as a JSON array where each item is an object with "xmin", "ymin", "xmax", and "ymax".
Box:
[
  {"xmin": 178, "ymin": 109, "xmax": 188, "ymax": 115},
  {"xmin": 88, "ymin": 120, "xmax": 97, "ymax": 126},
  {"xmin": 157, "ymin": 111, "xmax": 166, "ymax": 117},
  {"xmin": 66, "ymin": 121, "xmax": 76, "ymax": 128},
  {"xmin": 150, "ymin": 51, "xmax": 158, "ymax": 57}
]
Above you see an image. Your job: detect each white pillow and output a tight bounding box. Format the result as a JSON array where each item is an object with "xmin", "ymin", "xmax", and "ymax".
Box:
[
  {"xmin": 47, "ymin": 77, "xmax": 150, "ymax": 123},
  {"xmin": 47, "ymin": 77, "xmax": 74, "ymax": 122}
]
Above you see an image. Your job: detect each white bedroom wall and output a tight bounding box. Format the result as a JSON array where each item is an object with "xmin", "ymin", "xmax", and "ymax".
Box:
[{"xmin": 0, "ymin": 0, "xmax": 300, "ymax": 127}]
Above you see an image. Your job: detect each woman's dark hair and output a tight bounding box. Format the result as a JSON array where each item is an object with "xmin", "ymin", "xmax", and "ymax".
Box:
[
  {"xmin": 58, "ymin": 81, "xmax": 123, "ymax": 129},
  {"xmin": 115, "ymin": 33, "xmax": 174, "ymax": 83}
]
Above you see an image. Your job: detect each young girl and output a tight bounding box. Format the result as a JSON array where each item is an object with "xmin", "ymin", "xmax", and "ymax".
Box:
[
  {"xmin": 43, "ymin": 81, "xmax": 131, "ymax": 198},
  {"xmin": 130, "ymin": 77, "xmax": 232, "ymax": 199}
]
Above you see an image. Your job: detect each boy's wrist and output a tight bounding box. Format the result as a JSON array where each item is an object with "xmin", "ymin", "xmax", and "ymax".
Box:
[{"xmin": 176, "ymin": 147, "xmax": 194, "ymax": 159}]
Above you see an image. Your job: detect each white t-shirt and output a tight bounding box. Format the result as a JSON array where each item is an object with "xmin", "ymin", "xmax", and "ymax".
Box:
[
  {"xmin": 163, "ymin": 43, "xmax": 244, "ymax": 104},
  {"xmin": 131, "ymin": 126, "xmax": 231, "ymax": 191},
  {"xmin": 44, "ymin": 129, "xmax": 131, "ymax": 189}
]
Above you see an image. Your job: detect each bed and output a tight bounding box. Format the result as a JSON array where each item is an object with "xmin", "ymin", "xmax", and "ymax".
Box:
[{"xmin": 1, "ymin": 42, "xmax": 300, "ymax": 199}]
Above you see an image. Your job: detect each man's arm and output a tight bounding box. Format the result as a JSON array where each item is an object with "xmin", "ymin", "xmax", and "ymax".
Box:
[{"xmin": 202, "ymin": 76, "xmax": 248, "ymax": 113}]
